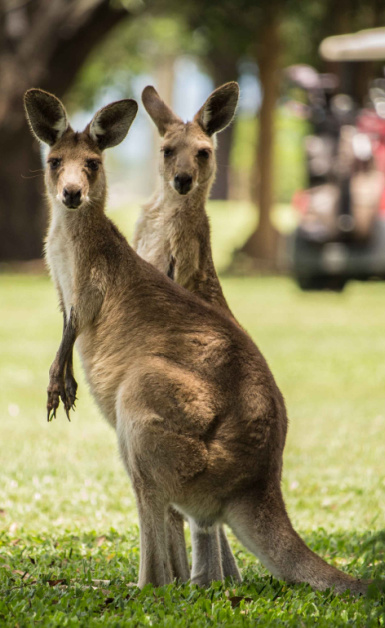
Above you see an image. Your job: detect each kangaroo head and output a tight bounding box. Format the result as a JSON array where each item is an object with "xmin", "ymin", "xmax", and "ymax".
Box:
[
  {"xmin": 142, "ymin": 82, "xmax": 239, "ymax": 197},
  {"xmin": 24, "ymin": 89, "xmax": 138, "ymax": 211}
]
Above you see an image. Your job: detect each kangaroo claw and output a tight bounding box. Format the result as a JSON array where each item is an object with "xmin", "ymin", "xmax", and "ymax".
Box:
[
  {"xmin": 63, "ymin": 395, "xmax": 74, "ymax": 422},
  {"xmin": 47, "ymin": 402, "xmax": 58, "ymax": 422},
  {"xmin": 64, "ymin": 404, "xmax": 71, "ymax": 422},
  {"xmin": 47, "ymin": 376, "xmax": 65, "ymax": 422},
  {"xmin": 64, "ymin": 373, "xmax": 78, "ymax": 418}
]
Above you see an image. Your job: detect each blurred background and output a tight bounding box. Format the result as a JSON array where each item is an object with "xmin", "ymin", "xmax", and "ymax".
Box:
[
  {"xmin": 3, "ymin": 0, "xmax": 385, "ymax": 285},
  {"xmin": 0, "ymin": 0, "xmax": 385, "ymax": 545}
]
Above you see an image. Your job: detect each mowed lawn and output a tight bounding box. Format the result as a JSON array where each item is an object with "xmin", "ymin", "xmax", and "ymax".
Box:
[{"xmin": 0, "ymin": 202, "xmax": 384, "ymax": 626}]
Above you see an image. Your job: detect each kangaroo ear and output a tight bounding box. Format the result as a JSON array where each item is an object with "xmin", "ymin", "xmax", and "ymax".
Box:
[
  {"xmin": 24, "ymin": 88, "xmax": 69, "ymax": 146},
  {"xmin": 142, "ymin": 86, "xmax": 182, "ymax": 137},
  {"xmin": 194, "ymin": 82, "xmax": 239, "ymax": 136},
  {"xmin": 89, "ymin": 99, "xmax": 138, "ymax": 150}
]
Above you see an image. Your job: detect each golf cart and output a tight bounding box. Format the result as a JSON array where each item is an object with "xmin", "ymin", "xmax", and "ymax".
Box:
[{"xmin": 288, "ymin": 28, "xmax": 385, "ymax": 291}]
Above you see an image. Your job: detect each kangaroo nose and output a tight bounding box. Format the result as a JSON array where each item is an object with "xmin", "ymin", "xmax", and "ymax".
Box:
[
  {"xmin": 174, "ymin": 174, "xmax": 193, "ymax": 195},
  {"xmin": 63, "ymin": 187, "xmax": 82, "ymax": 208}
]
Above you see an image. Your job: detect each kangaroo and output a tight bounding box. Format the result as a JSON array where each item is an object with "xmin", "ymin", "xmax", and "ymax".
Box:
[
  {"xmin": 24, "ymin": 88, "xmax": 371, "ymax": 595},
  {"xmin": 135, "ymin": 83, "xmax": 241, "ymax": 585},
  {"xmin": 134, "ymin": 82, "xmax": 239, "ymax": 317}
]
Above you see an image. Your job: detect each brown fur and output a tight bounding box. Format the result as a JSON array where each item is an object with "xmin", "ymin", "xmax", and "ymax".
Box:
[
  {"xmin": 136, "ymin": 83, "xmax": 242, "ymax": 584},
  {"xmin": 24, "ymin": 88, "xmax": 371, "ymax": 595}
]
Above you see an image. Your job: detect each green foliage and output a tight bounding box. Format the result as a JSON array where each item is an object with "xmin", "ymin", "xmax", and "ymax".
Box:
[
  {"xmin": 231, "ymin": 110, "xmax": 309, "ymax": 204},
  {"xmin": 68, "ymin": 13, "xmax": 201, "ymax": 111},
  {"xmin": 1, "ymin": 206, "xmax": 385, "ymax": 623},
  {"xmin": 280, "ymin": 0, "xmax": 333, "ymax": 69}
]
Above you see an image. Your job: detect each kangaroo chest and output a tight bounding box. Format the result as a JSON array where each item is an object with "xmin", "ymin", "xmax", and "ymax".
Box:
[
  {"xmin": 46, "ymin": 220, "xmax": 76, "ymax": 319},
  {"xmin": 136, "ymin": 209, "xmax": 201, "ymax": 283},
  {"xmin": 136, "ymin": 211, "xmax": 172, "ymax": 275}
]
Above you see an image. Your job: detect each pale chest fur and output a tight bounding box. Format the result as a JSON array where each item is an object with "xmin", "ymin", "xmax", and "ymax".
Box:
[
  {"xmin": 45, "ymin": 216, "xmax": 76, "ymax": 319},
  {"xmin": 135, "ymin": 204, "xmax": 200, "ymax": 283},
  {"xmin": 135, "ymin": 209, "xmax": 171, "ymax": 275}
]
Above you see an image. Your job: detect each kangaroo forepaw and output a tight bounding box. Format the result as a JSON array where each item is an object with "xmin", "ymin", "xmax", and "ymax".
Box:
[
  {"xmin": 47, "ymin": 377, "xmax": 66, "ymax": 422},
  {"xmin": 64, "ymin": 373, "xmax": 78, "ymax": 419},
  {"xmin": 47, "ymin": 386, "xmax": 61, "ymax": 421}
]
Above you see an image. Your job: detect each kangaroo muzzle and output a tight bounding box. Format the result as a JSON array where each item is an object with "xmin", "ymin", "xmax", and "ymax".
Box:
[
  {"xmin": 62, "ymin": 186, "xmax": 82, "ymax": 209},
  {"xmin": 174, "ymin": 173, "xmax": 193, "ymax": 195}
]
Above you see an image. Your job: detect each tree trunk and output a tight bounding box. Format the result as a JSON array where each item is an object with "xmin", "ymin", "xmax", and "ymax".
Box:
[
  {"xmin": 0, "ymin": 0, "xmax": 133, "ymax": 262},
  {"xmin": 210, "ymin": 55, "xmax": 238, "ymax": 201},
  {"xmin": 237, "ymin": 6, "xmax": 281, "ymax": 269},
  {"xmin": 0, "ymin": 129, "xmax": 45, "ymax": 261}
]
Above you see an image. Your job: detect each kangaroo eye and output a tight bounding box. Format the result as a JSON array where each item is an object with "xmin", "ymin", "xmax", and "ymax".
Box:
[
  {"xmin": 86, "ymin": 159, "xmax": 100, "ymax": 171},
  {"xmin": 163, "ymin": 147, "xmax": 174, "ymax": 158},
  {"xmin": 198, "ymin": 149, "xmax": 210, "ymax": 159},
  {"xmin": 48, "ymin": 158, "xmax": 61, "ymax": 170}
]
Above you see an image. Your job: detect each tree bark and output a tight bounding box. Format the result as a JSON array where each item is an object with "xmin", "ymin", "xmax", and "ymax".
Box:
[
  {"xmin": 0, "ymin": 0, "xmax": 133, "ymax": 262},
  {"xmin": 237, "ymin": 5, "xmax": 281, "ymax": 268}
]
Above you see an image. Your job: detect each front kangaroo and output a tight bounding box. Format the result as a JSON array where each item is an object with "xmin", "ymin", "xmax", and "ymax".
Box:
[
  {"xmin": 136, "ymin": 83, "xmax": 242, "ymax": 585},
  {"xmin": 25, "ymin": 89, "xmax": 371, "ymax": 595}
]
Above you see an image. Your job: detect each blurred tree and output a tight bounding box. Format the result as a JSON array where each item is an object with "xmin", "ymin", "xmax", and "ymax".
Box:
[
  {"xmin": 283, "ymin": 0, "xmax": 385, "ymax": 104},
  {"xmin": 237, "ymin": 0, "xmax": 282, "ymax": 268},
  {"xmin": 67, "ymin": 13, "xmax": 202, "ymax": 190},
  {"xmin": 185, "ymin": 8, "xmax": 242, "ymax": 201},
  {"xmin": 158, "ymin": 1, "xmax": 247, "ymax": 201},
  {"xmin": 160, "ymin": 0, "xmax": 284, "ymax": 266},
  {"xmin": 4, "ymin": 0, "xmax": 383, "ymax": 264},
  {"xmin": 68, "ymin": 14, "xmax": 201, "ymax": 110},
  {"xmin": 207, "ymin": 52, "xmax": 238, "ymax": 200},
  {"xmin": 202, "ymin": 0, "xmax": 385, "ymax": 268},
  {"xmin": 0, "ymin": 0, "xmax": 140, "ymax": 262}
]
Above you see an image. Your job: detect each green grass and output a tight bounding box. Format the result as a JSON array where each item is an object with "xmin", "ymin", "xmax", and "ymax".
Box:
[{"xmin": 0, "ymin": 208, "xmax": 384, "ymax": 625}]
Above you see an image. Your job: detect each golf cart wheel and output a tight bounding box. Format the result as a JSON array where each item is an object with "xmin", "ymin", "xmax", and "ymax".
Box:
[{"xmin": 297, "ymin": 275, "xmax": 347, "ymax": 292}]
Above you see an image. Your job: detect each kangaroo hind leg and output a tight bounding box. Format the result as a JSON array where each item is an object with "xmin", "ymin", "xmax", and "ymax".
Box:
[
  {"xmin": 116, "ymin": 386, "xmax": 207, "ymax": 588},
  {"xmin": 135, "ymin": 485, "xmax": 173, "ymax": 588},
  {"xmin": 167, "ymin": 507, "xmax": 190, "ymax": 582},
  {"xmin": 116, "ymin": 408, "xmax": 173, "ymax": 588},
  {"xmin": 219, "ymin": 526, "xmax": 242, "ymax": 583},
  {"xmin": 189, "ymin": 521, "xmax": 241, "ymax": 586},
  {"xmin": 190, "ymin": 519, "xmax": 223, "ymax": 586}
]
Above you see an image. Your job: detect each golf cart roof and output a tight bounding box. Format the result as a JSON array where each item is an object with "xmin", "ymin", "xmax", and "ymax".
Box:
[{"xmin": 320, "ymin": 28, "xmax": 385, "ymax": 62}]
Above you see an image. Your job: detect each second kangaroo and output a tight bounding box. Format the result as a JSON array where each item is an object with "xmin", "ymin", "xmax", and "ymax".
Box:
[{"xmin": 134, "ymin": 82, "xmax": 239, "ymax": 316}]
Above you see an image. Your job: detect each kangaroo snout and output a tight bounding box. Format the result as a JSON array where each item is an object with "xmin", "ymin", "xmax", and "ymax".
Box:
[
  {"xmin": 63, "ymin": 186, "xmax": 82, "ymax": 209},
  {"xmin": 174, "ymin": 173, "xmax": 193, "ymax": 195}
]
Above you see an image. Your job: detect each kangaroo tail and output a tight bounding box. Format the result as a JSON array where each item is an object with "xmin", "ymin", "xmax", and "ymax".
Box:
[{"xmin": 226, "ymin": 487, "xmax": 369, "ymax": 595}]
